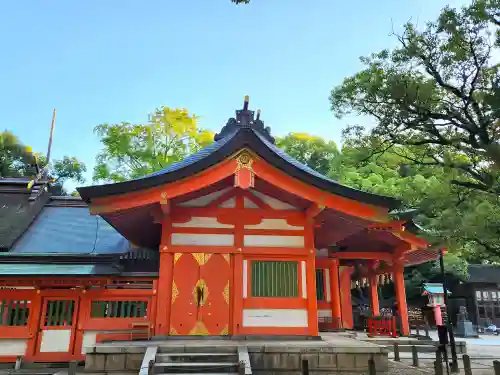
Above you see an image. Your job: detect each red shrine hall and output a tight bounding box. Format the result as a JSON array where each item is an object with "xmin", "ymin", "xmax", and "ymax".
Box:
[{"xmin": 0, "ymin": 97, "xmax": 439, "ymax": 362}]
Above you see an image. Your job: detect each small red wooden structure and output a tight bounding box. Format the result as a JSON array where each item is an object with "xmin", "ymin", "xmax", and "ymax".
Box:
[
  {"xmin": 0, "ymin": 97, "xmax": 439, "ymax": 362},
  {"xmin": 367, "ymin": 316, "xmax": 398, "ymax": 338}
]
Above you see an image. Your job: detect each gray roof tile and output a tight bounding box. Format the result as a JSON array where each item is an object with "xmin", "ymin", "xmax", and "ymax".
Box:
[{"xmin": 11, "ymin": 207, "xmax": 129, "ymax": 255}]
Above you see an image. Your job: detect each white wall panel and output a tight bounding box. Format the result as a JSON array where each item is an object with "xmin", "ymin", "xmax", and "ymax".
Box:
[
  {"xmin": 249, "ymin": 190, "xmax": 298, "ymax": 210},
  {"xmin": 81, "ymin": 331, "xmax": 98, "ymax": 354},
  {"xmin": 242, "ymin": 309, "xmax": 308, "ymax": 327},
  {"xmin": 39, "ymin": 329, "xmax": 71, "ymax": 353},
  {"xmin": 243, "ymin": 235, "xmax": 304, "ymax": 248},
  {"xmin": 325, "ymin": 269, "xmax": 331, "ymax": 302},
  {"xmin": 0, "ymin": 339, "xmax": 27, "ymax": 355},
  {"xmin": 243, "ymin": 197, "xmax": 259, "ymax": 208},
  {"xmin": 243, "ymin": 260, "xmax": 248, "ymax": 298},
  {"xmin": 244, "ymin": 218, "xmax": 303, "ymax": 230},
  {"xmin": 301, "ymin": 261, "xmax": 307, "ymax": 299},
  {"xmin": 179, "ymin": 188, "xmax": 231, "ymax": 207},
  {"xmin": 172, "ymin": 217, "xmax": 234, "ymax": 228},
  {"xmin": 219, "ymin": 197, "xmax": 236, "ymax": 208},
  {"xmin": 318, "ymin": 309, "xmax": 332, "ymax": 318},
  {"xmin": 171, "ymin": 233, "xmax": 234, "ymax": 246}
]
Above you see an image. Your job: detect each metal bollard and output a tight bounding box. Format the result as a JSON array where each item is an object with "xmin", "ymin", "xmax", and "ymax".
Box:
[
  {"xmin": 368, "ymin": 355, "xmax": 376, "ymax": 375},
  {"xmin": 434, "ymin": 360, "xmax": 444, "ymax": 375},
  {"xmin": 148, "ymin": 359, "xmax": 154, "ymax": 375},
  {"xmin": 494, "ymin": 360, "xmax": 500, "ymax": 375},
  {"xmin": 238, "ymin": 361, "xmax": 245, "ymax": 375},
  {"xmin": 68, "ymin": 360, "xmax": 78, "ymax": 375},
  {"xmin": 393, "ymin": 343, "xmax": 400, "ymax": 362},
  {"xmin": 14, "ymin": 356, "xmax": 23, "ymax": 371},
  {"xmin": 462, "ymin": 354, "xmax": 472, "ymax": 375},
  {"xmin": 416, "ymin": 325, "xmax": 420, "ymax": 336},
  {"xmin": 411, "ymin": 345, "xmax": 419, "ymax": 367},
  {"xmin": 301, "ymin": 359, "xmax": 309, "ymax": 375}
]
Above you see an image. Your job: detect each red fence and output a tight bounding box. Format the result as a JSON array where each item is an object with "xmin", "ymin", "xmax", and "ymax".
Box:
[{"xmin": 367, "ymin": 316, "xmax": 397, "ymax": 337}]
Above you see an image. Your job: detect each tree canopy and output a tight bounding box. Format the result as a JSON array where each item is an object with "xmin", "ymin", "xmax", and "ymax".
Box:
[
  {"xmin": 0, "ymin": 131, "xmax": 86, "ymax": 195},
  {"xmin": 276, "ymin": 133, "xmax": 340, "ymax": 176},
  {"xmin": 330, "ymin": 0, "xmax": 500, "ymax": 197},
  {"xmin": 93, "ymin": 106, "xmax": 214, "ymax": 183}
]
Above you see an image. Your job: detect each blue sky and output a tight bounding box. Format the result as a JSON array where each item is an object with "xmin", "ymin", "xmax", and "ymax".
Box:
[{"xmin": 0, "ymin": 0, "xmax": 468, "ymax": 191}]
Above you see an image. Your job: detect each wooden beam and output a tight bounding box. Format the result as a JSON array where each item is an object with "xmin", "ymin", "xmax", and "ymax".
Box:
[
  {"xmin": 329, "ymin": 251, "xmax": 392, "ymax": 262},
  {"xmin": 89, "ymin": 159, "xmax": 238, "ymax": 215},
  {"xmin": 252, "ymin": 158, "xmax": 390, "ymax": 221},
  {"xmin": 367, "ymin": 220, "xmax": 405, "ymax": 231},
  {"xmin": 305, "ymin": 203, "xmax": 325, "ymax": 219}
]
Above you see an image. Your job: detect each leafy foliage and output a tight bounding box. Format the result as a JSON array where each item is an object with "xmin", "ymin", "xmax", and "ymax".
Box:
[
  {"xmin": 93, "ymin": 106, "xmax": 214, "ymax": 183},
  {"xmin": 0, "ymin": 131, "xmax": 86, "ymax": 195},
  {"xmin": 0, "ymin": 131, "xmax": 33, "ymax": 177},
  {"xmin": 330, "ymin": 0, "xmax": 500, "ymax": 196},
  {"xmin": 276, "ymin": 133, "xmax": 340, "ymax": 176}
]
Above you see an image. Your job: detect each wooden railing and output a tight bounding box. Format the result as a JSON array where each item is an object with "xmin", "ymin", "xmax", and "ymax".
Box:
[{"xmin": 367, "ymin": 316, "xmax": 397, "ymax": 337}]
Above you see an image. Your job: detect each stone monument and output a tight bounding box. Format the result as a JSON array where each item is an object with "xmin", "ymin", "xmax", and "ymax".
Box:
[{"xmin": 456, "ymin": 306, "xmax": 477, "ymax": 338}]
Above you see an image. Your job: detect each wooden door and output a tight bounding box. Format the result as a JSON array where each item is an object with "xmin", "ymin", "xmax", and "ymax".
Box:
[
  {"xmin": 199, "ymin": 253, "xmax": 231, "ymax": 335},
  {"xmin": 169, "ymin": 253, "xmax": 231, "ymax": 336},
  {"xmin": 35, "ymin": 298, "xmax": 79, "ymax": 361},
  {"xmin": 170, "ymin": 253, "xmax": 200, "ymax": 335}
]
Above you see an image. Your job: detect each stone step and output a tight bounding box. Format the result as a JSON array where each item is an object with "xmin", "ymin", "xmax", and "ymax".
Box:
[
  {"xmin": 154, "ymin": 361, "xmax": 238, "ymax": 374},
  {"xmin": 158, "ymin": 352, "xmax": 237, "ymax": 357},
  {"xmin": 156, "ymin": 353, "xmax": 238, "ymax": 363},
  {"xmin": 155, "ymin": 362, "xmax": 238, "ymax": 367},
  {"xmin": 156, "ymin": 373, "xmax": 238, "ymax": 375}
]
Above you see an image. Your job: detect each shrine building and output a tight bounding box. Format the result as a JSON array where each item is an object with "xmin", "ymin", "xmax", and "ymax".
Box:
[{"xmin": 0, "ymin": 97, "xmax": 439, "ymax": 363}]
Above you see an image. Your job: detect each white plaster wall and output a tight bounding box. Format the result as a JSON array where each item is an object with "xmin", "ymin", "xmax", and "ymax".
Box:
[
  {"xmin": 243, "ymin": 197, "xmax": 259, "ymax": 208},
  {"xmin": 249, "ymin": 190, "xmax": 298, "ymax": 210},
  {"xmin": 318, "ymin": 309, "xmax": 332, "ymax": 318},
  {"xmin": 172, "ymin": 217, "xmax": 234, "ymax": 228},
  {"xmin": 244, "ymin": 218, "xmax": 303, "ymax": 230},
  {"xmin": 301, "ymin": 261, "xmax": 307, "ymax": 298},
  {"xmin": 242, "ymin": 309, "xmax": 308, "ymax": 327},
  {"xmin": 243, "ymin": 235, "xmax": 304, "ymax": 248},
  {"xmin": 324, "ymin": 269, "xmax": 331, "ymax": 302},
  {"xmin": 219, "ymin": 197, "xmax": 236, "ymax": 208},
  {"xmin": 81, "ymin": 331, "xmax": 98, "ymax": 354},
  {"xmin": 171, "ymin": 233, "xmax": 234, "ymax": 246},
  {"xmin": 39, "ymin": 329, "xmax": 71, "ymax": 353},
  {"xmin": 179, "ymin": 188, "xmax": 231, "ymax": 207},
  {"xmin": 243, "ymin": 260, "xmax": 248, "ymax": 298},
  {"xmin": 0, "ymin": 339, "xmax": 27, "ymax": 356}
]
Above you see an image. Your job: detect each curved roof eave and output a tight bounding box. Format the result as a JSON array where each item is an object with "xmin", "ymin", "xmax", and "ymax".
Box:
[{"xmin": 78, "ymin": 128, "xmax": 401, "ymax": 210}]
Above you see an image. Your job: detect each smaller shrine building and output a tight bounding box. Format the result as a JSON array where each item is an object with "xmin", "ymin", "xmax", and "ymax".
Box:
[{"xmin": 0, "ymin": 97, "xmax": 439, "ymax": 363}]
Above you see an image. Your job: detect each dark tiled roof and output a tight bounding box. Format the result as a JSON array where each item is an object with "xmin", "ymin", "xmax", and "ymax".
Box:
[
  {"xmin": 78, "ymin": 101, "xmax": 400, "ymax": 209},
  {"xmin": 468, "ymin": 264, "xmax": 500, "ymax": 284},
  {"xmin": 0, "ymin": 184, "xmax": 50, "ymax": 251},
  {"xmin": 0, "ymin": 263, "xmax": 119, "ymax": 276},
  {"xmin": 10, "ymin": 206, "xmax": 130, "ymax": 255}
]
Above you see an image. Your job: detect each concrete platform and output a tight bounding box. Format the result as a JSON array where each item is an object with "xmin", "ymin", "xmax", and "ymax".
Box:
[{"xmin": 84, "ymin": 335, "xmax": 389, "ymax": 374}]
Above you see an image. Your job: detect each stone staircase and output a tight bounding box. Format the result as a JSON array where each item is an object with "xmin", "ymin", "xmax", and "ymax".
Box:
[{"xmin": 142, "ymin": 346, "xmax": 250, "ymax": 375}]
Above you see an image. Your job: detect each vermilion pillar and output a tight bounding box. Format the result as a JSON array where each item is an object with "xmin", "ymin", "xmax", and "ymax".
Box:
[
  {"xmin": 155, "ymin": 218, "xmax": 174, "ymax": 336},
  {"xmin": 339, "ymin": 266, "xmax": 353, "ymax": 329},
  {"xmin": 329, "ymin": 259, "xmax": 341, "ymax": 325},
  {"xmin": 369, "ymin": 266, "xmax": 380, "ymax": 316},
  {"xmin": 393, "ymin": 258, "xmax": 409, "ymax": 336},
  {"xmin": 306, "ymin": 253, "xmax": 319, "ymax": 336}
]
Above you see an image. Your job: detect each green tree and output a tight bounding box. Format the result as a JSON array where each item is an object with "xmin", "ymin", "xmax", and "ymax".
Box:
[
  {"xmin": 0, "ymin": 130, "xmax": 86, "ymax": 195},
  {"xmin": 37, "ymin": 155, "xmax": 87, "ymax": 195},
  {"xmin": 276, "ymin": 132, "xmax": 340, "ymax": 176},
  {"xmin": 93, "ymin": 106, "xmax": 214, "ymax": 183},
  {"xmin": 330, "ymin": 0, "xmax": 500, "ymax": 196},
  {"xmin": 0, "ymin": 131, "xmax": 32, "ymax": 177}
]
